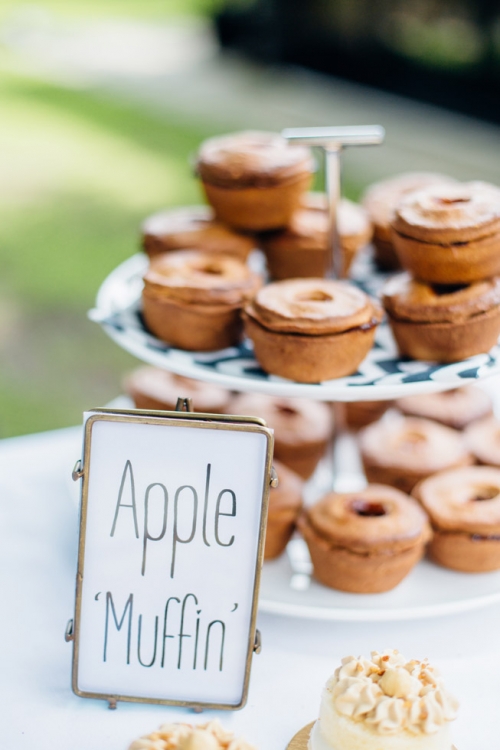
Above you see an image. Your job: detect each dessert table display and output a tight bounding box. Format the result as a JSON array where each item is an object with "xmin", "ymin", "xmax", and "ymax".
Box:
[{"xmin": 5, "ymin": 124, "xmax": 500, "ymax": 748}]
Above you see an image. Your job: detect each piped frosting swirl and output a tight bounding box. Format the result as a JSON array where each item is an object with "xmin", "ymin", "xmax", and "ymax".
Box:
[{"xmin": 327, "ymin": 650, "xmax": 458, "ymax": 736}]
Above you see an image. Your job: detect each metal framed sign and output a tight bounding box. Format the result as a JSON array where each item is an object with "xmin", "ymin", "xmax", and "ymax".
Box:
[{"xmin": 68, "ymin": 406, "xmax": 274, "ymax": 710}]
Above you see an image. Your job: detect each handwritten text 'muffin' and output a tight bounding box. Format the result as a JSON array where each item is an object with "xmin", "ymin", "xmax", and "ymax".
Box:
[{"xmin": 103, "ymin": 591, "xmax": 227, "ymax": 671}]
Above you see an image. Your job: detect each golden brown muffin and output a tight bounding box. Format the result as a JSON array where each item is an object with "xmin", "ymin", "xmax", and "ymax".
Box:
[
  {"xmin": 196, "ymin": 131, "xmax": 314, "ymax": 231},
  {"xmin": 362, "ymin": 172, "xmax": 455, "ymax": 270},
  {"xmin": 359, "ymin": 415, "xmax": 472, "ymax": 494},
  {"xmin": 392, "ymin": 181, "xmax": 500, "ymax": 283},
  {"xmin": 382, "ymin": 272, "xmax": 500, "ymax": 362},
  {"xmin": 259, "ymin": 193, "xmax": 372, "ymax": 279},
  {"xmin": 229, "ymin": 392, "xmax": 334, "ymax": 479},
  {"xmin": 299, "ymin": 484, "xmax": 431, "ymax": 592},
  {"xmin": 142, "ymin": 250, "xmax": 262, "ymax": 351},
  {"xmin": 414, "ymin": 466, "xmax": 500, "ymax": 572},
  {"xmin": 396, "ymin": 386, "xmax": 493, "ymax": 431},
  {"xmin": 123, "ymin": 366, "xmax": 231, "ymax": 413},
  {"xmin": 141, "ymin": 205, "xmax": 255, "ymax": 261},
  {"xmin": 265, "ymin": 459, "xmax": 303, "ymax": 559},
  {"xmin": 243, "ymin": 278, "xmax": 383, "ymax": 383},
  {"xmin": 465, "ymin": 416, "xmax": 500, "ymax": 466}
]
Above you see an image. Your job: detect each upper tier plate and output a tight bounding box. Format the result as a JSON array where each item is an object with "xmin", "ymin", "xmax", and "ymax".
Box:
[{"xmin": 90, "ymin": 253, "xmax": 500, "ymax": 402}]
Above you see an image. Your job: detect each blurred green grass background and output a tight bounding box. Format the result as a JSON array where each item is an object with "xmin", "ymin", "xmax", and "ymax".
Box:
[{"xmin": 0, "ymin": 57, "xmax": 218, "ymax": 437}]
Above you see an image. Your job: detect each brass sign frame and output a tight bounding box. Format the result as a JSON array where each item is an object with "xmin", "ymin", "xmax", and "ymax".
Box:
[{"xmin": 69, "ymin": 406, "xmax": 274, "ymax": 711}]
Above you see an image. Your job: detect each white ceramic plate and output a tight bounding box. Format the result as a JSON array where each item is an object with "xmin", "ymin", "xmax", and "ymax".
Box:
[
  {"xmin": 260, "ymin": 538, "xmax": 500, "ymax": 622},
  {"xmin": 89, "ymin": 253, "xmax": 500, "ymax": 402}
]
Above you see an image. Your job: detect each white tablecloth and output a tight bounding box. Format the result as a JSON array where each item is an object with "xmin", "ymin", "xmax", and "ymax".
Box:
[{"xmin": 1, "ymin": 424, "xmax": 498, "ymax": 749}]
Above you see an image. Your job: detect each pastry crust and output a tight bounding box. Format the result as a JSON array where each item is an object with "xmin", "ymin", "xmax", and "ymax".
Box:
[
  {"xmin": 265, "ymin": 460, "xmax": 303, "ymax": 560},
  {"xmin": 260, "ymin": 194, "xmax": 372, "ymax": 279},
  {"xmin": 201, "ymin": 175, "xmax": 312, "ymax": 232},
  {"xmin": 141, "ymin": 205, "xmax": 254, "ymax": 260},
  {"xmin": 230, "ymin": 392, "xmax": 333, "ymax": 479},
  {"xmin": 340, "ymin": 400, "xmax": 393, "ymax": 431},
  {"xmin": 244, "ymin": 278, "xmax": 382, "ymax": 382},
  {"xmin": 396, "ymin": 386, "xmax": 492, "ymax": 430},
  {"xmin": 382, "ymin": 273, "xmax": 500, "ymax": 362},
  {"xmin": 196, "ymin": 131, "xmax": 314, "ymax": 231},
  {"xmin": 359, "ymin": 416, "xmax": 472, "ymax": 494},
  {"xmin": 392, "ymin": 226, "xmax": 500, "ymax": 284},
  {"xmin": 413, "ymin": 466, "xmax": 500, "ymax": 571},
  {"xmin": 244, "ymin": 311, "xmax": 379, "ymax": 383},
  {"xmin": 299, "ymin": 485, "xmax": 431, "ymax": 592},
  {"xmin": 388, "ymin": 307, "xmax": 500, "ymax": 362},
  {"xmin": 426, "ymin": 530, "xmax": 500, "ymax": 573},
  {"xmin": 123, "ymin": 366, "xmax": 231, "ymax": 413},
  {"xmin": 391, "ymin": 181, "xmax": 500, "ymax": 283},
  {"xmin": 142, "ymin": 250, "xmax": 261, "ymax": 351}
]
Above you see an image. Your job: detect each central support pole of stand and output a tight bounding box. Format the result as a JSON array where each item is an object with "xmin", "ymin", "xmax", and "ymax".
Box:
[
  {"xmin": 282, "ymin": 125, "xmax": 385, "ymax": 279},
  {"xmin": 325, "ymin": 146, "xmax": 342, "ymax": 279}
]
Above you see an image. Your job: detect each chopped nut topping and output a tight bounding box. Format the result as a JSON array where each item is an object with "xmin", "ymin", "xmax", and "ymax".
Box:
[{"xmin": 129, "ymin": 721, "xmax": 256, "ymax": 750}]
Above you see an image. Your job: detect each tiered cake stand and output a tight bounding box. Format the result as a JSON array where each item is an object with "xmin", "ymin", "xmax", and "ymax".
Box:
[
  {"xmin": 90, "ymin": 246, "xmax": 500, "ymax": 622},
  {"xmin": 89, "ymin": 124, "xmax": 500, "ymax": 622}
]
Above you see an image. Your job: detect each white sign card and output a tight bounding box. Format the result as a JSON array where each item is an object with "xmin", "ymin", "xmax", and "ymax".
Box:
[{"xmin": 72, "ymin": 409, "xmax": 273, "ymax": 709}]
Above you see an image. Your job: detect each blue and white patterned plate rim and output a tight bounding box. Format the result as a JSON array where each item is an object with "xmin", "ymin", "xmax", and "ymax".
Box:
[{"xmin": 90, "ymin": 253, "xmax": 500, "ymax": 402}]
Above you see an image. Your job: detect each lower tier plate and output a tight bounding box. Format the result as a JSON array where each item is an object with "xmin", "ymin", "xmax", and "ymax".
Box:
[
  {"xmin": 90, "ymin": 253, "xmax": 500, "ymax": 402},
  {"xmin": 260, "ymin": 538, "xmax": 500, "ymax": 622}
]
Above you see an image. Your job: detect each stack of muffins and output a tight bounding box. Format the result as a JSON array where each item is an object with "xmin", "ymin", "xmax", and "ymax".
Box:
[
  {"xmin": 378, "ymin": 180, "xmax": 500, "ymax": 362},
  {"xmin": 140, "ymin": 135, "xmax": 500, "ymax": 378},
  {"xmin": 140, "ymin": 130, "xmax": 384, "ymax": 383}
]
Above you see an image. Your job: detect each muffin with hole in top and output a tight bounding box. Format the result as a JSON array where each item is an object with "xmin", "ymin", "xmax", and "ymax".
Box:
[
  {"xmin": 243, "ymin": 278, "xmax": 382, "ymax": 383},
  {"xmin": 142, "ymin": 249, "xmax": 262, "ymax": 351},
  {"xmin": 299, "ymin": 485, "xmax": 431, "ymax": 592}
]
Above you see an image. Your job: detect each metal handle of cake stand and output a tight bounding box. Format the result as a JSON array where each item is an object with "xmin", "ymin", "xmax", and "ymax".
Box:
[
  {"xmin": 282, "ymin": 126, "xmax": 386, "ymax": 495},
  {"xmin": 282, "ymin": 125, "xmax": 385, "ymax": 279}
]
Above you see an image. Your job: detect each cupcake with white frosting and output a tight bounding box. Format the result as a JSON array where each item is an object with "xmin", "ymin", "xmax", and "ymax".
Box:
[{"xmin": 309, "ymin": 650, "xmax": 458, "ymax": 750}]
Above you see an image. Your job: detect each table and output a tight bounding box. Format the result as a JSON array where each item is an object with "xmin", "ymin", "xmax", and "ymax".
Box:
[{"xmin": 1, "ymin": 424, "xmax": 498, "ymax": 749}]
